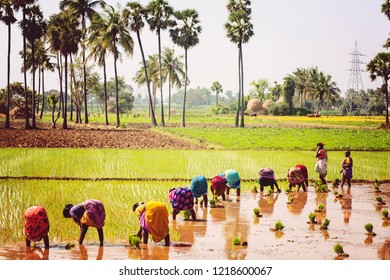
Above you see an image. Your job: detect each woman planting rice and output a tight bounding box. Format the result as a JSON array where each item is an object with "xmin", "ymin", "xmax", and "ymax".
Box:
[
  {"xmin": 168, "ymin": 187, "xmax": 196, "ymax": 221},
  {"xmin": 210, "ymin": 175, "xmax": 228, "ymax": 201},
  {"xmin": 132, "ymin": 201, "xmax": 170, "ymax": 246},
  {"xmin": 24, "ymin": 206, "xmax": 50, "ymax": 249},
  {"xmin": 287, "ymin": 164, "xmax": 308, "ymax": 192},
  {"xmin": 63, "ymin": 199, "xmax": 106, "ymax": 246},
  {"xmin": 315, "ymin": 142, "xmax": 328, "ymax": 185},
  {"xmin": 258, "ymin": 167, "xmax": 281, "ymax": 192},
  {"xmin": 190, "ymin": 175, "xmax": 208, "ymax": 207},
  {"xmin": 221, "ymin": 169, "xmax": 241, "ymax": 197}
]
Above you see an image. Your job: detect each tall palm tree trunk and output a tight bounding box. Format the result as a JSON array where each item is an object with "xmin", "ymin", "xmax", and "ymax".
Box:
[
  {"xmin": 235, "ymin": 45, "xmax": 241, "ymax": 127},
  {"xmin": 384, "ymin": 82, "xmax": 389, "ymax": 124},
  {"xmin": 23, "ymin": 9, "xmax": 30, "ymax": 129},
  {"xmin": 158, "ymin": 30, "xmax": 165, "ymax": 126},
  {"xmin": 168, "ymin": 77, "xmax": 172, "ymax": 120},
  {"xmin": 240, "ymin": 44, "xmax": 245, "ymax": 128},
  {"xmin": 31, "ymin": 40, "xmax": 36, "ymax": 128},
  {"xmin": 39, "ymin": 69, "xmax": 45, "ymax": 119},
  {"xmin": 5, "ymin": 23, "xmax": 12, "ymax": 128},
  {"xmin": 114, "ymin": 57, "xmax": 120, "ymax": 128},
  {"xmin": 103, "ymin": 58, "xmax": 109, "ymax": 126},
  {"xmin": 56, "ymin": 53, "xmax": 63, "ymax": 119},
  {"xmin": 182, "ymin": 48, "xmax": 188, "ymax": 127},
  {"xmin": 63, "ymin": 55, "xmax": 68, "ymax": 129},
  {"xmin": 137, "ymin": 30, "xmax": 157, "ymax": 127},
  {"xmin": 37, "ymin": 66, "xmax": 41, "ymax": 114},
  {"xmin": 82, "ymin": 16, "xmax": 89, "ymax": 124}
]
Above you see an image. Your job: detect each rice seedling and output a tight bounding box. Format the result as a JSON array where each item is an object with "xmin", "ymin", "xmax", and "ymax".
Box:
[
  {"xmin": 320, "ymin": 218, "xmax": 330, "ymax": 230},
  {"xmin": 315, "ymin": 184, "xmax": 329, "ymax": 193},
  {"xmin": 274, "ymin": 221, "xmax": 284, "ymax": 231},
  {"xmin": 287, "ymin": 197, "xmax": 294, "ymax": 204},
  {"xmin": 315, "ymin": 204, "xmax": 325, "ymax": 212},
  {"xmin": 333, "ymin": 243, "xmax": 349, "ymax": 257},
  {"xmin": 253, "ymin": 208, "xmax": 261, "ymax": 217},
  {"xmin": 332, "ymin": 179, "xmax": 340, "ymax": 187},
  {"xmin": 128, "ymin": 235, "xmax": 141, "ymax": 249},
  {"xmin": 65, "ymin": 242, "xmax": 75, "ymax": 250},
  {"xmin": 382, "ymin": 209, "xmax": 389, "ymax": 220},
  {"xmin": 209, "ymin": 199, "xmax": 216, "ymax": 207},
  {"xmin": 183, "ymin": 210, "xmax": 192, "ymax": 221},
  {"xmin": 376, "ymin": 196, "xmax": 386, "ymax": 205},
  {"xmin": 232, "ymin": 237, "xmax": 241, "ymax": 246},
  {"xmin": 364, "ymin": 223, "xmax": 376, "ymax": 236},
  {"xmin": 308, "ymin": 212, "xmax": 317, "ymax": 224}
]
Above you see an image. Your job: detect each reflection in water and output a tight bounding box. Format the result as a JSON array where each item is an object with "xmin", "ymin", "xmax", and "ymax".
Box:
[
  {"xmin": 24, "ymin": 247, "xmax": 49, "ymax": 260},
  {"xmin": 377, "ymin": 240, "xmax": 390, "ymax": 260},
  {"xmin": 339, "ymin": 188, "xmax": 352, "ymax": 224},
  {"xmin": 223, "ymin": 200, "xmax": 249, "ymax": 260},
  {"xmin": 128, "ymin": 245, "xmax": 170, "ymax": 260},
  {"xmin": 77, "ymin": 245, "xmax": 104, "ymax": 260},
  {"xmin": 287, "ymin": 192, "xmax": 308, "ymax": 215},
  {"xmin": 258, "ymin": 193, "xmax": 279, "ymax": 215}
]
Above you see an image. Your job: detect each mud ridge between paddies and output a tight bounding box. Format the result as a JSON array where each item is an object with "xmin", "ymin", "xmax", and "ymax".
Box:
[
  {"xmin": 1, "ymin": 176, "xmax": 389, "ymax": 184},
  {"xmin": 0, "ymin": 122, "xmax": 204, "ymax": 149}
]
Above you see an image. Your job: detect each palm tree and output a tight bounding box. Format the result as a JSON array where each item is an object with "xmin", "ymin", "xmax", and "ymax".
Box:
[
  {"xmin": 123, "ymin": 1, "xmax": 157, "ymax": 127},
  {"xmin": 382, "ymin": 1, "xmax": 390, "ymax": 48},
  {"xmin": 367, "ymin": 52, "xmax": 390, "ymax": 124},
  {"xmin": 211, "ymin": 81, "xmax": 223, "ymax": 106},
  {"xmin": 291, "ymin": 68, "xmax": 309, "ymax": 107},
  {"xmin": 17, "ymin": 0, "xmax": 36, "ymax": 129},
  {"xmin": 92, "ymin": 4, "xmax": 133, "ymax": 128},
  {"xmin": 20, "ymin": 4, "xmax": 46, "ymax": 128},
  {"xmin": 0, "ymin": 0, "xmax": 19, "ymax": 128},
  {"xmin": 162, "ymin": 47, "xmax": 184, "ymax": 119},
  {"xmin": 46, "ymin": 10, "xmax": 82, "ymax": 129},
  {"xmin": 307, "ymin": 67, "xmax": 340, "ymax": 115},
  {"xmin": 225, "ymin": 0, "xmax": 254, "ymax": 127},
  {"xmin": 60, "ymin": 0, "xmax": 106, "ymax": 124},
  {"xmin": 88, "ymin": 13, "xmax": 109, "ymax": 125},
  {"xmin": 146, "ymin": 0, "xmax": 174, "ymax": 127},
  {"xmin": 170, "ymin": 9, "xmax": 202, "ymax": 127}
]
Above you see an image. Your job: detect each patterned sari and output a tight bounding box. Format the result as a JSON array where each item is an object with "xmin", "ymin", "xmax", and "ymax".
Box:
[{"xmin": 24, "ymin": 206, "xmax": 50, "ymax": 242}]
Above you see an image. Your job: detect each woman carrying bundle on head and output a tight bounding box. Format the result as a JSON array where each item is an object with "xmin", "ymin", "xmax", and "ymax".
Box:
[
  {"xmin": 258, "ymin": 167, "xmax": 281, "ymax": 193},
  {"xmin": 24, "ymin": 206, "xmax": 50, "ymax": 249},
  {"xmin": 63, "ymin": 199, "xmax": 106, "ymax": 246},
  {"xmin": 132, "ymin": 201, "xmax": 170, "ymax": 246},
  {"xmin": 168, "ymin": 187, "xmax": 196, "ymax": 221}
]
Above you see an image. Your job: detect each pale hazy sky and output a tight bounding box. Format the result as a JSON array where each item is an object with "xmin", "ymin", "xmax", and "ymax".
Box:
[{"xmin": 0, "ymin": 0, "xmax": 388, "ymax": 97}]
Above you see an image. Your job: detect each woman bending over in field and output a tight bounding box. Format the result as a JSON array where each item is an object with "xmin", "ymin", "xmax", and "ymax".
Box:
[
  {"xmin": 63, "ymin": 199, "xmax": 105, "ymax": 246},
  {"xmin": 258, "ymin": 167, "xmax": 281, "ymax": 193},
  {"xmin": 24, "ymin": 206, "xmax": 50, "ymax": 249},
  {"xmin": 132, "ymin": 201, "xmax": 170, "ymax": 246},
  {"xmin": 168, "ymin": 187, "xmax": 196, "ymax": 221}
]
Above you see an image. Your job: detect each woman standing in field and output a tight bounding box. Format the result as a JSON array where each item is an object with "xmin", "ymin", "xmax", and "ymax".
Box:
[
  {"xmin": 340, "ymin": 150, "xmax": 353, "ymax": 188},
  {"xmin": 168, "ymin": 187, "xmax": 196, "ymax": 221},
  {"xmin": 132, "ymin": 201, "xmax": 170, "ymax": 246},
  {"xmin": 24, "ymin": 206, "xmax": 50, "ymax": 249},
  {"xmin": 63, "ymin": 199, "xmax": 106, "ymax": 246},
  {"xmin": 315, "ymin": 142, "xmax": 328, "ymax": 185}
]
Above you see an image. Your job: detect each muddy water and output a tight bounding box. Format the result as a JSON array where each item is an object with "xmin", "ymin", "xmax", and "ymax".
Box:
[{"xmin": 0, "ymin": 184, "xmax": 389, "ymax": 260}]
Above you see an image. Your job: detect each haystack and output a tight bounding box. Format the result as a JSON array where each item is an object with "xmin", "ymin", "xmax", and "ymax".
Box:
[{"xmin": 246, "ymin": 98, "xmax": 263, "ymax": 114}]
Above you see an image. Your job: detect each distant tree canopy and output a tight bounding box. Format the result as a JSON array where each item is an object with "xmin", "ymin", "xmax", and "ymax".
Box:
[
  {"xmin": 172, "ymin": 87, "xmax": 212, "ymax": 108},
  {"xmin": 107, "ymin": 76, "xmax": 135, "ymax": 114},
  {"xmin": 0, "ymin": 82, "xmax": 33, "ymax": 113}
]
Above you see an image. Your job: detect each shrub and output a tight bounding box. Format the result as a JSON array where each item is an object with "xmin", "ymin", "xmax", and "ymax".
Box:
[{"xmin": 211, "ymin": 104, "xmax": 230, "ymax": 115}]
